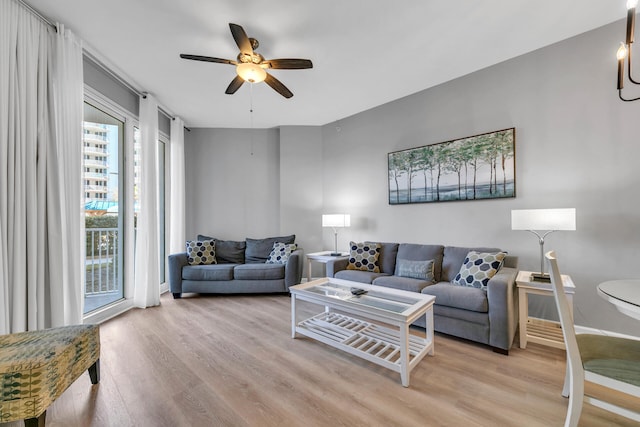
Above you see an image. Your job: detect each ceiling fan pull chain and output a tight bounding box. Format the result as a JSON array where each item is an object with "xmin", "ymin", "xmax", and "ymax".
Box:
[{"xmin": 250, "ymin": 83, "xmax": 254, "ymax": 156}]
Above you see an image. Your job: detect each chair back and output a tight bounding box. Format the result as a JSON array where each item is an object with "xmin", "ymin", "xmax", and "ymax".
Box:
[{"xmin": 545, "ymin": 250, "xmax": 584, "ymax": 427}]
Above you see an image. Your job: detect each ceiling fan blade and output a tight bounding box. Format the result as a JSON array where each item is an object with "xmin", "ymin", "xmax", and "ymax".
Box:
[
  {"xmin": 264, "ymin": 73, "xmax": 293, "ymax": 98},
  {"xmin": 180, "ymin": 54, "xmax": 236, "ymax": 65},
  {"xmin": 229, "ymin": 23, "xmax": 253, "ymax": 55},
  {"xmin": 265, "ymin": 59, "xmax": 313, "ymax": 70},
  {"xmin": 225, "ymin": 75, "xmax": 245, "ymax": 94}
]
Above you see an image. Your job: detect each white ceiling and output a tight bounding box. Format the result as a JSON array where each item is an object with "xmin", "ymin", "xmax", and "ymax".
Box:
[{"xmin": 27, "ymin": 0, "xmax": 626, "ymax": 128}]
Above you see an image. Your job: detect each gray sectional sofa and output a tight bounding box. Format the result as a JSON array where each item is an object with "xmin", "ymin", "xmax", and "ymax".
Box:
[
  {"xmin": 168, "ymin": 234, "xmax": 303, "ymax": 298},
  {"xmin": 326, "ymin": 243, "xmax": 519, "ymax": 353}
]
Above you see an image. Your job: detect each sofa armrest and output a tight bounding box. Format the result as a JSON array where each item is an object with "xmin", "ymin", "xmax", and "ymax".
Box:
[
  {"xmin": 326, "ymin": 258, "xmax": 349, "ymax": 277},
  {"xmin": 487, "ymin": 266, "xmax": 519, "ymax": 351},
  {"xmin": 168, "ymin": 253, "xmax": 189, "ymax": 296},
  {"xmin": 284, "ymin": 249, "xmax": 304, "ymax": 288}
]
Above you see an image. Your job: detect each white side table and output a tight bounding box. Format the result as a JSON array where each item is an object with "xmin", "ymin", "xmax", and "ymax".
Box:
[
  {"xmin": 516, "ymin": 270, "xmax": 575, "ymax": 349},
  {"xmin": 305, "ymin": 251, "xmax": 349, "ymax": 282}
]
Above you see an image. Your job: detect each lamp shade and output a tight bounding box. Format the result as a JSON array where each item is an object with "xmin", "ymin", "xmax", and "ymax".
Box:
[
  {"xmin": 511, "ymin": 208, "xmax": 576, "ymax": 231},
  {"xmin": 322, "ymin": 214, "xmax": 351, "ymax": 228}
]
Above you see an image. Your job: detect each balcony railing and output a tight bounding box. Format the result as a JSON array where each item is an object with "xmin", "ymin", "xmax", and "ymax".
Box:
[{"xmin": 85, "ymin": 227, "xmax": 119, "ymax": 296}]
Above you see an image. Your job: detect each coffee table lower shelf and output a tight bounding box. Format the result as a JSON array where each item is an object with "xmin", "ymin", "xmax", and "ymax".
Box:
[{"xmin": 295, "ymin": 312, "xmax": 432, "ymax": 385}]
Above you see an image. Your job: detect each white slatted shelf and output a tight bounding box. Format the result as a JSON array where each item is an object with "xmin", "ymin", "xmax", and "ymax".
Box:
[{"xmin": 297, "ymin": 312, "xmax": 428, "ymax": 369}]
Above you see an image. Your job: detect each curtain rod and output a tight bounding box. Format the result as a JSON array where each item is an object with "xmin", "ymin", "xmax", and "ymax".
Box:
[{"xmin": 17, "ymin": 0, "xmax": 55, "ymax": 29}]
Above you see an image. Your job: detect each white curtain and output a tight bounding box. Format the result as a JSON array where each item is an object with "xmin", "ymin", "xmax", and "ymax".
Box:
[
  {"xmin": 0, "ymin": 0, "xmax": 84, "ymax": 334},
  {"xmin": 133, "ymin": 94, "xmax": 161, "ymax": 308},
  {"xmin": 169, "ymin": 117, "xmax": 186, "ymax": 254}
]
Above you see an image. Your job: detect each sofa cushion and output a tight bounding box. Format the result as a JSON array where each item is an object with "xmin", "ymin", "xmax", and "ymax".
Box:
[
  {"xmin": 367, "ymin": 242, "xmax": 399, "ymax": 274},
  {"xmin": 183, "ymin": 264, "xmax": 235, "ymax": 281},
  {"xmin": 442, "ymin": 246, "xmax": 502, "ymax": 282},
  {"xmin": 266, "ymin": 242, "xmax": 298, "ymax": 264},
  {"xmin": 372, "ymin": 276, "xmax": 431, "ymax": 293},
  {"xmin": 453, "ymin": 251, "xmax": 507, "ymax": 289},
  {"xmin": 234, "ymin": 263, "xmax": 285, "ymax": 280},
  {"xmin": 245, "ymin": 235, "xmax": 296, "ymax": 263},
  {"xmin": 335, "ymin": 270, "xmax": 388, "ymax": 284},
  {"xmin": 347, "ymin": 242, "xmax": 381, "ymax": 272},
  {"xmin": 197, "ymin": 235, "xmax": 246, "ymax": 264},
  {"xmin": 396, "ymin": 244, "xmax": 444, "ymax": 281},
  {"xmin": 421, "ymin": 283, "xmax": 489, "ymax": 313},
  {"xmin": 186, "ymin": 240, "xmax": 216, "ymax": 265},
  {"xmin": 394, "ymin": 258, "xmax": 434, "ymax": 282}
]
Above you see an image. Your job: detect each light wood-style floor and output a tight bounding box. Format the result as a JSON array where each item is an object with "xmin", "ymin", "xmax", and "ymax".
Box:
[{"xmin": 3, "ymin": 293, "xmax": 637, "ymax": 427}]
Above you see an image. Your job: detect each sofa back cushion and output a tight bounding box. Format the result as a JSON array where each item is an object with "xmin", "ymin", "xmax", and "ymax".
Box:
[
  {"xmin": 198, "ymin": 235, "xmax": 246, "ymax": 264},
  {"xmin": 366, "ymin": 242, "xmax": 399, "ymax": 274},
  {"xmin": 245, "ymin": 235, "xmax": 296, "ymax": 263},
  {"xmin": 396, "ymin": 244, "xmax": 444, "ymax": 281},
  {"xmin": 441, "ymin": 246, "xmax": 502, "ymax": 282}
]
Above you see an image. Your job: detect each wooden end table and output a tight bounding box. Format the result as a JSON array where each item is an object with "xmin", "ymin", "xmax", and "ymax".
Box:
[
  {"xmin": 305, "ymin": 251, "xmax": 349, "ymax": 282},
  {"xmin": 516, "ymin": 270, "xmax": 575, "ymax": 349}
]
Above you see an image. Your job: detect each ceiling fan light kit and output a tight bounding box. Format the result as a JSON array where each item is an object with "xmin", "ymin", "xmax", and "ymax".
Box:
[
  {"xmin": 236, "ymin": 63, "xmax": 267, "ymax": 83},
  {"xmin": 180, "ymin": 23, "xmax": 312, "ymax": 98}
]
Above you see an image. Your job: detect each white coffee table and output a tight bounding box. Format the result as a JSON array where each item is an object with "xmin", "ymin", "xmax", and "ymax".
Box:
[{"xmin": 290, "ymin": 278, "xmax": 435, "ymax": 387}]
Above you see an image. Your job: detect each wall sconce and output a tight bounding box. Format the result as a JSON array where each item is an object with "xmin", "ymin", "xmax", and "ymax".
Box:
[
  {"xmin": 322, "ymin": 214, "xmax": 351, "ymax": 256},
  {"xmin": 511, "ymin": 208, "xmax": 576, "ymax": 282},
  {"xmin": 617, "ymin": 0, "xmax": 640, "ymax": 101}
]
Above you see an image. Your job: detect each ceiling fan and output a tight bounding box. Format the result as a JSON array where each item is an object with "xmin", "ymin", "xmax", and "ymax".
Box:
[{"xmin": 180, "ymin": 23, "xmax": 313, "ymax": 99}]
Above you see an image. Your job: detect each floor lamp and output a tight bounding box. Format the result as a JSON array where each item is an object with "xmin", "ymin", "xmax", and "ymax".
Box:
[
  {"xmin": 511, "ymin": 208, "xmax": 576, "ymax": 282},
  {"xmin": 322, "ymin": 214, "xmax": 351, "ymax": 256}
]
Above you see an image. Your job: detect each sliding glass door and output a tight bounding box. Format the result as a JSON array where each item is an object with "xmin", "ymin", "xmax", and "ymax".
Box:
[
  {"xmin": 83, "ymin": 101, "xmax": 124, "ymax": 313},
  {"xmin": 82, "ymin": 91, "xmax": 168, "ymax": 315}
]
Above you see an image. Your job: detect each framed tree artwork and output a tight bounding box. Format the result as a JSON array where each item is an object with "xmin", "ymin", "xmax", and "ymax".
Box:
[{"xmin": 388, "ymin": 128, "xmax": 515, "ymax": 205}]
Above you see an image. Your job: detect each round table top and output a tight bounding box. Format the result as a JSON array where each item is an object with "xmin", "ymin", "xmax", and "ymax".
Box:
[{"xmin": 597, "ymin": 279, "xmax": 640, "ymax": 320}]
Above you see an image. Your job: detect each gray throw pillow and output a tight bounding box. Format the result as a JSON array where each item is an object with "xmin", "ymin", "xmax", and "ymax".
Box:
[
  {"xmin": 395, "ymin": 258, "xmax": 434, "ymax": 282},
  {"xmin": 245, "ymin": 235, "xmax": 295, "ymax": 263}
]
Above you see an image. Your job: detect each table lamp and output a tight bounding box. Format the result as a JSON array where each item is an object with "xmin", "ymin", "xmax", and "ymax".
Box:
[
  {"xmin": 511, "ymin": 208, "xmax": 576, "ymax": 282},
  {"xmin": 322, "ymin": 214, "xmax": 351, "ymax": 256}
]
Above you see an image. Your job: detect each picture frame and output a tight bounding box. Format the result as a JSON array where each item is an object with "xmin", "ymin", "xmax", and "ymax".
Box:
[{"xmin": 388, "ymin": 128, "xmax": 515, "ymax": 205}]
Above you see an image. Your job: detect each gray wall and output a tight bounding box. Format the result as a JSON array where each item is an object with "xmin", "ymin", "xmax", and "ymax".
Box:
[
  {"xmin": 184, "ymin": 128, "xmax": 281, "ymax": 240},
  {"xmin": 185, "ymin": 18, "xmax": 640, "ymax": 336}
]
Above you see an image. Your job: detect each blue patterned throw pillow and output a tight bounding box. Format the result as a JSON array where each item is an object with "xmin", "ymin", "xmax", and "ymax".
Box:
[
  {"xmin": 395, "ymin": 259, "xmax": 435, "ymax": 282},
  {"xmin": 453, "ymin": 251, "xmax": 507, "ymax": 289},
  {"xmin": 186, "ymin": 239, "xmax": 216, "ymax": 265},
  {"xmin": 346, "ymin": 241, "xmax": 381, "ymax": 273},
  {"xmin": 266, "ymin": 242, "xmax": 298, "ymax": 264}
]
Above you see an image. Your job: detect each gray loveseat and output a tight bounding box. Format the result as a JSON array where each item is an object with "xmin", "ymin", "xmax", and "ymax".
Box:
[
  {"xmin": 169, "ymin": 234, "xmax": 303, "ymax": 298},
  {"xmin": 326, "ymin": 243, "xmax": 518, "ymax": 354}
]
